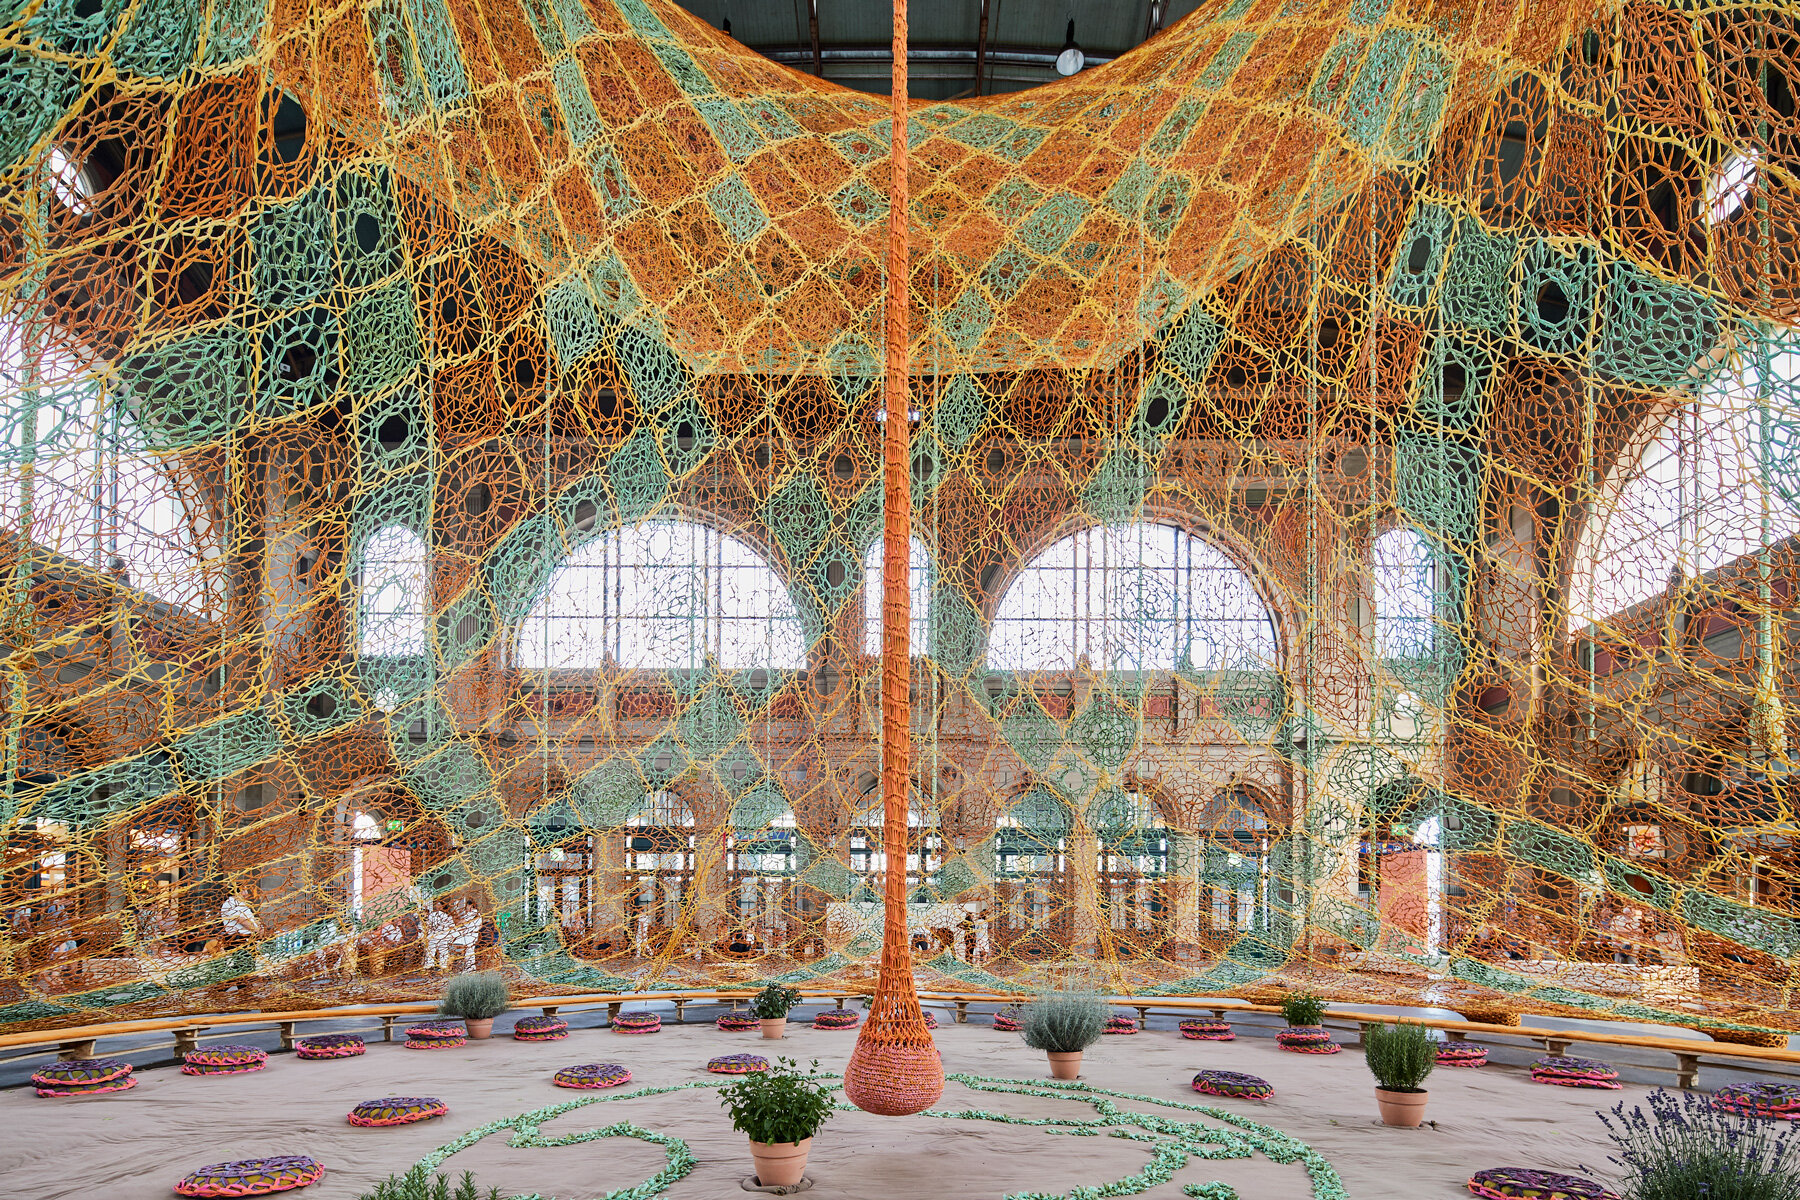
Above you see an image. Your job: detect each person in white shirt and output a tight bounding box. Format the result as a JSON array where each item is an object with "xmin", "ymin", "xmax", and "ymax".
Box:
[
  {"xmin": 451, "ymin": 898, "xmax": 482, "ymax": 972},
  {"xmin": 425, "ymin": 902, "xmax": 454, "ymax": 972},
  {"xmin": 220, "ymin": 884, "xmax": 263, "ymax": 944}
]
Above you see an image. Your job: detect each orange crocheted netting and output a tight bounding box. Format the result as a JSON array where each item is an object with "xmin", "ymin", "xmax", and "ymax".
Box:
[{"xmin": 841, "ymin": 0, "xmax": 945, "ymax": 1120}]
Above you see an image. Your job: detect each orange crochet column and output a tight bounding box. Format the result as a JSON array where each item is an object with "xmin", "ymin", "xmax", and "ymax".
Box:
[{"xmin": 842, "ymin": 0, "xmax": 944, "ymax": 1119}]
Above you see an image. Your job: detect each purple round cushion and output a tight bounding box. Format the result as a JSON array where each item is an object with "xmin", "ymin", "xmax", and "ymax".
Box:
[
  {"xmin": 1530, "ymin": 1057, "xmax": 1619, "ymax": 1088},
  {"xmin": 993, "ymin": 1008, "xmax": 1022, "ymax": 1031},
  {"xmin": 1192, "ymin": 1070, "xmax": 1273, "ymax": 1099},
  {"xmin": 183, "ymin": 1044, "xmax": 268, "ymax": 1075},
  {"xmin": 613, "ymin": 1011, "xmax": 661, "ymax": 1034},
  {"xmin": 708, "ymin": 1053, "xmax": 770, "ymax": 1074},
  {"xmin": 1437, "ymin": 1044, "xmax": 1488, "ymax": 1067},
  {"xmin": 1713, "ymin": 1081, "xmax": 1800, "ymax": 1119},
  {"xmin": 1277, "ymin": 1026, "xmax": 1340, "ymax": 1053},
  {"xmin": 513, "ymin": 1016, "xmax": 569, "ymax": 1041},
  {"xmin": 347, "ymin": 1096, "xmax": 448, "ymax": 1127},
  {"xmin": 716, "ymin": 1012, "xmax": 761, "ymax": 1031},
  {"xmin": 813, "ymin": 1009, "xmax": 859, "ymax": 1029},
  {"xmin": 1180, "ymin": 1019, "xmax": 1235, "ymax": 1041},
  {"xmin": 172, "ymin": 1155, "xmax": 325, "ymax": 1197},
  {"xmin": 405, "ymin": 1021, "xmax": 466, "ymax": 1039},
  {"xmin": 1467, "ymin": 1168, "xmax": 1618, "ymax": 1200},
  {"xmin": 1103, "ymin": 1014, "xmax": 1138, "ymax": 1034},
  {"xmin": 32, "ymin": 1058, "xmax": 132, "ymax": 1086},
  {"xmin": 295, "ymin": 1034, "xmax": 365, "ymax": 1059},
  {"xmin": 921, "ymin": 1010, "xmax": 939, "ymax": 1029},
  {"xmin": 554, "ymin": 1062, "xmax": 632, "ymax": 1089}
]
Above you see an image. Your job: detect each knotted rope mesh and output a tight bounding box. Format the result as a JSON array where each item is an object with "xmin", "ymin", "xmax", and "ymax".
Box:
[{"xmin": 0, "ymin": 0, "xmax": 1797, "ymax": 1042}]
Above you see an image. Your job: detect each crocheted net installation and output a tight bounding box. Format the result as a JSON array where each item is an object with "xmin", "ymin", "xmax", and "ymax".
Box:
[{"xmin": 5, "ymin": 0, "xmax": 1800, "ymax": 1042}]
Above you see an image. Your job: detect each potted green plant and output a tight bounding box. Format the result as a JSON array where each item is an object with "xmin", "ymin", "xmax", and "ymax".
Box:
[
  {"xmin": 439, "ymin": 971, "xmax": 509, "ymax": 1040},
  {"xmin": 750, "ymin": 982, "xmax": 802, "ymax": 1040},
  {"xmin": 1019, "ymin": 988, "xmax": 1109, "ymax": 1079},
  {"xmin": 718, "ymin": 1056, "xmax": 834, "ymax": 1187},
  {"xmin": 1364, "ymin": 1020, "xmax": 1436, "ymax": 1126},
  {"xmin": 1275, "ymin": 990, "xmax": 1330, "ymax": 1051}
]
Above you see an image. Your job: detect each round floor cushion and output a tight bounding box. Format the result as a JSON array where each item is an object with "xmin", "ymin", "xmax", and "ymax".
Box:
[
  {"xmin": 1276, "ymin": 1026, "xmax": 1341, "ymax": 1054},
  {"xmin": 347, "ymin": 1096, "xmax": 448, "ymax": 1127},
  {"xmin": 1191, "ymin": 1070, "xmax": 1274, "ymax": 1100},
  {"xmin": 172, "ymin": 1155, "xmax": 325, "ymax": 1197},
  {"xmin": 708, "ymin": 1054, "xmax": 770, "ymax": 1074},
  {"xmin": 613, "ymin": 1011, "xmax": 662, "ymax": 1035},
  {"xmin": 992, "ymin": 1008, "xmax": 1022, "ymax": 1031},
  {"xmin": 1713, "ymin": 1081, "xmax": 1800, "ymax": 1119},
  {"xmin": 512, "ymin": 1016, "xmax": 569, "ymax": 1042},
  {"xmin": 921, "ymin": 1010, "xmax": 939, "ymax": 1030},
  {"xmin": 1530, "ymin": 1057, "xmax": 1619, "ymax": 1089},
  {"xmin": 1179, "ymin": 1019, "xmax": 1235, "ymax": 1041},
  {"xmin": 1466, "ymin": 1168, "xmax": 1618, "ymax": 1200},
  {"xmin": 183, "ymin": 1045, "xmax": 268, "ymax": 1076},
  {"xmin": 554, "ymin": 1063, "xmax": 632, "ymax": 1089},
  {"xmin": 813, "ymin": 1009, "xmax": 859, "ymax": 1030},
  {"xmin": 405, "ymin": 1022, "xmax": 467, "ymax": 1049},
  {"xmin": 31, "ymin": 1057, "xmax": 135, "ymax": 1097},
  {"xmin": 716, "ymin": 1012, "xmax": 761, "ymax": 1032},
  {"xmin": 1103, "ymin": 1014, "xmax": 1138, "ymax": 1035},
  {"xmin": 294, "ymin": 1034, "xmax": 365, "ymax": 1060},
  {"xmin": 1436, "ymin": 1043, "xmax": 1488, "ymax": 1067}
]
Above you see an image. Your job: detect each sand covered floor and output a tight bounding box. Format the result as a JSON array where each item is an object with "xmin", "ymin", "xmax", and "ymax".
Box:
[{"xmin": 0, "ymin": 1016, "xmax": 1660, "ymax": 1199}]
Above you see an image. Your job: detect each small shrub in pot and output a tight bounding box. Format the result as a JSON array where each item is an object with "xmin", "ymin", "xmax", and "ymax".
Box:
[
  {"xmin": 1364, "ymin": 1020, "xmax": 1436, "ymax": 1127},
  {"xmin": 438, "ymin": 972, "xmax": 509, "ymax": 1039},
  {"xmin": 719, "ymin": 1057, "xmax": 834, "ymax": 1186},
  {"xmin": 1020, "ymin": 990, "xmax": 1110, "ymax": 1079},
  {"xmin": 750, "ymin": 982, "xmax": 802, "ymax": 1038}
]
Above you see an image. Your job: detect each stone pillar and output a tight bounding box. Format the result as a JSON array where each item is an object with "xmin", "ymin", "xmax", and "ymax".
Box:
[{"xmin": 1166, "ymin": 831, "xmax": 1202, "ymax": 952}]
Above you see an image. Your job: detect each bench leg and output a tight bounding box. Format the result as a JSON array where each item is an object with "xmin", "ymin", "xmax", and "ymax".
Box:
[
  {"xmin": 1134, "ymin": 1006, "xmax": 1149, "ymax": 1030},
  {"xmin": 381, "ymin": 1015, "xmax": 396, "ymax": 1043},
  {"xmin": 172, "ymin": 1028, "xmax": 200, "ymax": 1057},
  {"xmin": 608, "ymin": 1002, "xmax": 622, "ymax": 1026},
  {"xmin": 835, "ymin": 997, "xmax": 846, "ymax": 1010},
  {"xmin": 57, "ymin": 1039, "xmax": 96, "ymax": 1061},
  {"xmin": 540, "ymin": 1005, "xmax": 561, "ymax": 1018},
  {"xmin": 1445, "ymin": 1030, "xmax": 1467, "ymax": 1042},
  {"xmin": 674, "ymin": 999, "xmax": 687, "ymax": 1024},
  {"xmin": 956, "ymin": 1001, "xmax": 968, "ymax": 1024},
  {"xmin": 278, "ymin": 1021, "xmax": 297, "ymax": 1052},
  {"xmin": 1675, "ymin": 1053, "xmax": 1700, "ymax": 1090},
  {"xmin": 1543, "ymin": 1038, "xmax": 1572, "ymax": 1056}
]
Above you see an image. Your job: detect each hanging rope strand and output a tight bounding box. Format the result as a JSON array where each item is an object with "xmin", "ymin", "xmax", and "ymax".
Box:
[{"xmin": 843, "ymin": 0, "xmax": 944, "ymax": 1118}]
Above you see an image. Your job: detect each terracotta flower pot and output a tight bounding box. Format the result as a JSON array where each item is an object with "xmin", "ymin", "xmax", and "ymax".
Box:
[
  {"xmin": 1047, "ymin": 1051, "xmax": 1083, "ymax": 1080},
  {"xmin": 760, "ymin": 1017, "xmax": 787, "ymax": 1040},
  {"xmin": 1374, "ymin": 1087, "xmax": 1428, "ymax": 1127},
  {"xmin": 465, "ymin": 1018, "xmax": 493, "ymax": 1040},
  {"xmin": 748, "ymin": 1137, "xmax": 812, "ymax": 1186}
]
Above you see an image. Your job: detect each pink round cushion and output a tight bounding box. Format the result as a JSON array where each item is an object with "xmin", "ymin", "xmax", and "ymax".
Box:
[
  {"xmin": 172, "ymin": 1155, "xmax": 325, "ymax": 1197},
  {"xmin": 1180, "ymin": 1019, "xmax": 1235, "ymax": 1041},
  {"xmin": 1437, "ymin": 1044, "xmax": 1488, "ymax": 1067},
  {"xmin": 813, "ymin": 1009, "xmax": 859, "ymax": 1029},
  {"xmin": 346, "ymin": 1096, "xmax": 448, "ymax": 1127},
  {"xmin": 1192, "ymin": 1070, "xmax": 1273, "ymax": 1099},
  {"xmin": 707, "ymin": 1054, "xmax": 770, "ymax": 1074},
  {"xmin": 1276, "ymin": 1026, "xmax": 1341, "ymax": 1054},
  {"xmin": 1103, "ymin": 1015, "xmax": 1138, "ymax": 1035},
  {"xmin": 1713, "ymin": 1082, "xmax": 1800, "ymax": 1119},
  {"xmin": 405, "ymin": 1021, "xmax": 467, "ymax": 1049},
  {"xmin": 1466, "ymin": 1168, "xmax": 1618, "ymax": 1200},
  {"xmin": 554, "ymin": 1063, "xmax": 632, "ymax": 1089},
  {"xmin": 716, "ymin": 1012, "xmax": 761, "ymax": 1031},
  {"xmin": 993, "ymin": 1008, "xmax": 1022, "ymax": 1031},
  {"xmin": 1530, "ymin": 1057, "xmax": 1619, "ymax": 1089}
]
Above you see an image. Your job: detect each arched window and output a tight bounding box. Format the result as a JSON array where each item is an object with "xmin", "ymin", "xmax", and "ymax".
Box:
[
  {"xmin": 849, "ymin": 788, "xmax": 940, "ymax": 898},
  {"xmin": 1371, "ymin": 527, "xmax": 1437, "ymax": 659},
  {"xmin": 356, "ymin": 525, "xmax": 429, "ymax": 657},
  {"xmin": 989, "ymin": 522, "xmax": 1277, "ymax": 672},
  {"xmin": 863, "ymin": 535, "xmax": 932, "ymax": 655},
  {"xmin": 518, "ymin": 521, "xmax": 803, "ymax": 670},
  {"xmin": 1574, "ymin": 348, "xmax": 1800, "ymax": 628},
  {"xmin": 2, "ymin": 321, "xmax": 221, "ymax": 614}
]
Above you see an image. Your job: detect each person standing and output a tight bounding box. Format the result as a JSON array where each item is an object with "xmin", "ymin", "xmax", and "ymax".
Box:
[
  {"xmin": 451, "ymin": 897, "xmax": 481, "ymax": 972},
  {"xmin": 425, "ymin": 901, "xmax": 454, "ymax": 972}
]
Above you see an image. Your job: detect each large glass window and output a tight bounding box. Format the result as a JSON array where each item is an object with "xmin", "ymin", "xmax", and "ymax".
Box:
[
  {"xmin": 1574, "ymin": 346, "xmax": 1800, "ymax": 627},
  {"xmin": 519, "ymin": 521, "xmax": 804, "ymax": 670},
  {"xmin": 863, "ymin": 535, "xmax": 932, "ymax": 655},
  {"xmin": 989, "ymin": 522, "xmax": 1277, "ymax": 671},
  {"xmin": 356, "ymin": 525, "xmax": 429, "ymax": 657},
  {"xmin": 1371, "ymin": 526, "xmax": 1438, "ymax": 659}
]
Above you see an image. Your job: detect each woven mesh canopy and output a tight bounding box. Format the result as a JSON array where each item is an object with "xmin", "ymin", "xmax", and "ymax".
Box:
[{"xmin": 2, "ymin": 0, "xmax": 1800, "ymax": 1058}]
